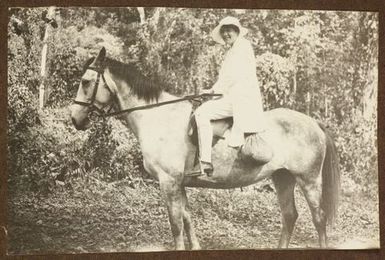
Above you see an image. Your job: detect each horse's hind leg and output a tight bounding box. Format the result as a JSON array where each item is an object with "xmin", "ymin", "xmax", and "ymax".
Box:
[
  {"xmin": 272, "ymin": 170, "xmax": 298, "ymax": 248},
  {"xmin": 297, "ymin": 173, "xmax": 327, "ymax": 248},
  {"xmin": 181, "ymin": 188, "xmax": 201, "ymax": 250}
]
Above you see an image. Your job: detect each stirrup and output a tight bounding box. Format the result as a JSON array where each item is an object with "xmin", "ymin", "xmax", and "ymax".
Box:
[
  {"xmin": 186, "ymin": 161, "xmax": 214, "ymax": 177},
  {"xmin": 186, "ymin": 163, "xmax": 203, "ymax": 177}
]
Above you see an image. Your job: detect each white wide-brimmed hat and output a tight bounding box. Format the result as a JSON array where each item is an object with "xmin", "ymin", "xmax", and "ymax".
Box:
[{"xmin": 211, "ymin": 16, "xmax": 248, "ymax": 45}]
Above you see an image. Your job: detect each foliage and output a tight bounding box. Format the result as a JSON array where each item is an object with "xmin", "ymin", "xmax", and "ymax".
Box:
[
  {"xmin": 8, "ymin": 8, "xmax": 139, "ymax": 194},
  {"xmin": 8, "ymin": 9, "xmax": 42, "ymax": 132},
  {"xmin": 326, "ymin": 115, "xmax": 378, "ymax": 197},
  {"xmin": 255, "ymin": 52, "xmax": 295, "ymax": 109},
  {"xmin": 6, "ymin": 7, "xmax": 379, "ymax": 254},
  {"xmin": 7, "ymin": 7, "xmax": 378, "ymax": 202},
  {"xmin": 46, "ymin": 25, "xmax": 125, "ymax": 107},
  {"xmin": 45, "ymin": 41, "xmax": 82, "ymax": 107},
  {"xmin": 7, "ymin": 109, "xmax": 85, "ymax": 193},
  {"xmin": 128, "ymin": 8, "xmax": 226, "ymax": 95},
  {"xmin": 7, "ymin": 108, "xmax": 144, "ymax": 195}
]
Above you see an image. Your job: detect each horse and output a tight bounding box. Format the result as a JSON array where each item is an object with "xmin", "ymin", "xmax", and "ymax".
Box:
[{"xmin": 70, "ymin": 47, "xmax": 340, "ymax": 250}]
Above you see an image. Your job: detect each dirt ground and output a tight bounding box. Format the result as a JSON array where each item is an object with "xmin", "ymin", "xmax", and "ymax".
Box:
[{"xmin": 6, "ymin": 178, "xmax": 379, "ymax": 255}]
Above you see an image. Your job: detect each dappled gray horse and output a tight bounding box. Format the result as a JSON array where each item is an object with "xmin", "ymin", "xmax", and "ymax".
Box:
[{"xmin": 71, "ymin": 47, "xmax": 340, "ymax": 250}]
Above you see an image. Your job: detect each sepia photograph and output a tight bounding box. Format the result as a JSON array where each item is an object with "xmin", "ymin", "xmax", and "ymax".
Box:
[{"xmin": 6, "ymin": 6, "xmax": 379, "ymax": 254}]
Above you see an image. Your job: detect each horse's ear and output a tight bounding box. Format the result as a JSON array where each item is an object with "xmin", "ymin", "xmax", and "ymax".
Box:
[{"xmin": 94, "ymin": 47, "xmax": 106, "ymax": 66}]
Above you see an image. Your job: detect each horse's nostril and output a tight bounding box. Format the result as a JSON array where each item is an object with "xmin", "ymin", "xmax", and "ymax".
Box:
[{"xmin": 71, "ymin": 117, "xmax": 83, "ymax": 130}]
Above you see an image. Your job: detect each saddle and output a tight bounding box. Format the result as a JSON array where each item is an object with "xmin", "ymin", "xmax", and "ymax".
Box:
[{"xmin": 188, "ymin": 114, "xmax": 233, "ymax": 148}]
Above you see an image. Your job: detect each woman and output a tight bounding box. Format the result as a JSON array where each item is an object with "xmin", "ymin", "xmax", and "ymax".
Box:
[{"xmin": 192, "ymin": 16, "xmax": 270, "ymax": 176}]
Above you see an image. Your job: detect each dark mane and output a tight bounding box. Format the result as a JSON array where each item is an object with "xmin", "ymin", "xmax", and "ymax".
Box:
[
  {"xmin": 105, "ymin": 58, "xmax": 162, "ymax": 102},
  {"xmin": 82, "ymin": 57, "xmax": 163, "ymax": 102}
]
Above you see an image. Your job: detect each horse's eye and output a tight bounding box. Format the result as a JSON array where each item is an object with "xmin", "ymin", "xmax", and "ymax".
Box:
[{"xmin": 81, "ymin": 79, "xmax": 90, "ymax": 86}]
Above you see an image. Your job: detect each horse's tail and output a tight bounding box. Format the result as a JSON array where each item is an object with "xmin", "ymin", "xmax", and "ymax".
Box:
[{"xmin": 318, "ymin": 123, "xmax": 341, "ymax": 226}]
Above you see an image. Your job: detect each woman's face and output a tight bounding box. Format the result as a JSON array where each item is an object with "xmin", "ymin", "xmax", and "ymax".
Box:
[{"xmin": 220, "ymin": 25, "xmax": 239, "ymax": 45}]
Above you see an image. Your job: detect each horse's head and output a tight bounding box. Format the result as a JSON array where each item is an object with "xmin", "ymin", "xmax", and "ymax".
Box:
[{"xmin": 71, "ymin": 47, "xmax": 115, "ymax": 130}]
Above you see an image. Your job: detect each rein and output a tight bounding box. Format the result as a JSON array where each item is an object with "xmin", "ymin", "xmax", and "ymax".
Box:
[
  {"xmin": 74, "ymin": 66, "xmax": 222, "ymax": 117},
  {"xmin": 105, "ymin": 93, "xmax": 222, "ymax": 117}
]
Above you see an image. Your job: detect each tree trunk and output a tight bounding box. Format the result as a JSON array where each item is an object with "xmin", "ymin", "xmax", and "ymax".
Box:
[
  {"xmin": 324, "ymin": 95, "xmax": 328, "ymax": 117},
  {"xmin": 152, "ymin": 7, "xmax": 165, "ymax": 27},
  {"xmin": 306, "ymin": 91, "xmax": 311, "ymax": 115},
  {"xmin": 137, "ymin": 7, "xmax": 145, "ymax": 24},
  {"xmin": 39, "ymin": 6, "xmax": 56, "ymax": 109},
  {"xmin": 362, "ymin": 13, "xmax": 378, "ymax": 120}
]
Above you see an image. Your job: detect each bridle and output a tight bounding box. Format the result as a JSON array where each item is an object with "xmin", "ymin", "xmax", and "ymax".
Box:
[
  {"xmin": 74, "ymin": 65, "xmax": 223, "ymax": 118},
  {"xmin": 73, "ymin": 66, "xmax": 115, "ymax": 116}
]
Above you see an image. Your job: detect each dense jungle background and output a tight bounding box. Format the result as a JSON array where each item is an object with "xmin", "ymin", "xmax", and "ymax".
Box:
[{"xmin": 7, "ymin": 7, "xmax": 378, "ymax": 253}]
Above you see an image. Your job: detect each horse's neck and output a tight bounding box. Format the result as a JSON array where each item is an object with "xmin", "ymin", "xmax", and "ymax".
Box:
[{"xmin": 116, "ymin": 89, "xmax": 192, "ymax": 143}]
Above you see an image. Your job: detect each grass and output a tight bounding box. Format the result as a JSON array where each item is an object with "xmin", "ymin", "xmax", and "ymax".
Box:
[{"xmin": 7, "ymin": 175, "xmax": 379, "ymax": 254}]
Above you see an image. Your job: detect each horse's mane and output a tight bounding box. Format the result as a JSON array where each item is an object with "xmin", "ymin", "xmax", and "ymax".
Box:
[{"xmin": 83, "ymin": 57, "xmax": 163, "ymax": 102}]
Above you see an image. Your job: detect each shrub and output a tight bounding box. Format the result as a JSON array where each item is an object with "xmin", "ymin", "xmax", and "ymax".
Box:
[
  {"xmin": 324, "ymin": 115, "xmax": 377, "ymax": 198},
  {"xmin": 255, "ymin": 52, "xmax": 295, "ymax": 110},
  {"xmin": 8, "ymin": 108, "xmax": 145, "ymax": 195}
]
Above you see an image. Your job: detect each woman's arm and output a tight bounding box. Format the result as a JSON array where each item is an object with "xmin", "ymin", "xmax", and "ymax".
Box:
[{"xmin": 213, "ymin": 41, "xmax": 255, "ymax": 93}]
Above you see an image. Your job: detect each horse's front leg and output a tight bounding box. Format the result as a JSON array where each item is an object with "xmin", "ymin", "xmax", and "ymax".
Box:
[
  {"xmin": 181, "ymin": 188, "xmax": 201, "ymax": 250},
  {"xmin": 159, "ymin": 173, "xmax": 185, "ymax": 250}
]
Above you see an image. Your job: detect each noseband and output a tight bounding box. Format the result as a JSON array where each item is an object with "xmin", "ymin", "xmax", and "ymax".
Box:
[{"xmin": 73, "ymin": 66, "xmax": 115, "ymax": 116}]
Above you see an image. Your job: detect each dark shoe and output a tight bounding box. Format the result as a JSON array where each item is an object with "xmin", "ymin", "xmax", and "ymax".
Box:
[{"xmin": 201, "ymin": 161, "xmax": 214, "ymax": 177}]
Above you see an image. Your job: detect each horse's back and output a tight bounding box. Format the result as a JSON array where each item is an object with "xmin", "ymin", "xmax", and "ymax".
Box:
[
  {"xmin": 265, "ymin": 108, "xmax": 322, "ymax": 133},
  {"xmin": 184, "ymin": 108, "xmax": 326, "ymax": 188}
]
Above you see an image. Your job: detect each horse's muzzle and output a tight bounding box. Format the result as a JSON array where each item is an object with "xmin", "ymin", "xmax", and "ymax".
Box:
[
  {"xmin": 70, "ymin": 104, "xmax": 91, "ymax": 131},
  {"xmin": 71, "ymin": 117, "xmax": 87, "ymax": 130}
]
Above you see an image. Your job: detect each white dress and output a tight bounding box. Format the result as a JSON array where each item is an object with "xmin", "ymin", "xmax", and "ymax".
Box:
[{"xmin": 195, "ymin": 36, "xmax": 265, "ymax": 162}]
